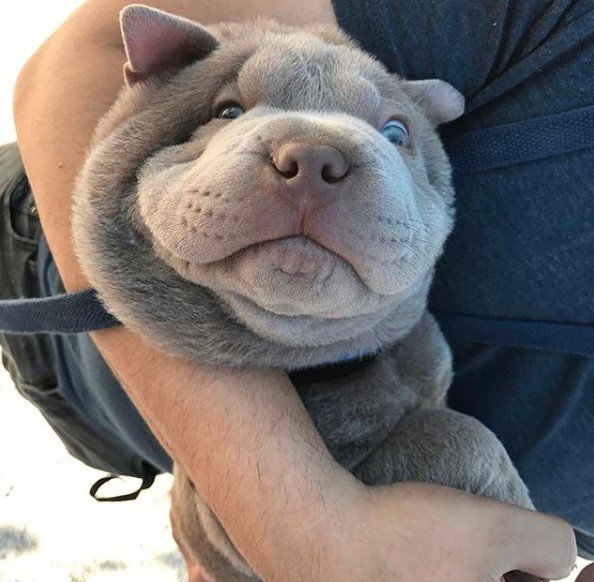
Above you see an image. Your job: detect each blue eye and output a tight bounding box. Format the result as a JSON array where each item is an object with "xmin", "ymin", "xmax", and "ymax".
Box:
[
  {"xmin": 381, "ymin": 120, "xmax": 410, "ymax": 147},
  {"xmin": 216, "ymin": 103, "xmax": 245, "ymax": 120}
]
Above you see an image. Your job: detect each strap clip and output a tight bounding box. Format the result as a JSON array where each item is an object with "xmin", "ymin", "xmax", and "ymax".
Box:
[{"xmin": 89, "ymin": 462, "xmax": 158, "ymax": 502}]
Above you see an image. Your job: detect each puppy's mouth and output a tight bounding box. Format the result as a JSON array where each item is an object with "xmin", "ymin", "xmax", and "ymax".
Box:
[
  {"xmin": 157, "ymin": 234, "xmax": 348, "ymax": 283},
  {"xmin": 153, "ymin": 233, "xmax": 390, "ymax": 317},
  {"xmin": 246, "ymin": 235, "xmax": 340, "ymax": 279}
]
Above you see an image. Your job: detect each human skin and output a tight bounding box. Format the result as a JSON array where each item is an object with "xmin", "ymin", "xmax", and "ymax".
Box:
[{"xmin": 12, "ymin": 0, "xmax": 590, "ymax": 580}]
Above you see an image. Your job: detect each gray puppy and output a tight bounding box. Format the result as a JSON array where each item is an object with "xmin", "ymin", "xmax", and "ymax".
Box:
[{"xmin": 73, "ymin": 5, "xmax": 532, "ymax": 580}]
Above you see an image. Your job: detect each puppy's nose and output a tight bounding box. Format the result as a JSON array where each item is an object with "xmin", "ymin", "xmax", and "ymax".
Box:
[{"xmin": 272, "ymin": 143, "xmax": 349, "ymax": 184}]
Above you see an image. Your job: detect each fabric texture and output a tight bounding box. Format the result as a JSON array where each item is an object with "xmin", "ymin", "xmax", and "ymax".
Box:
[
  {"xmin": 331, "ymin": 0, "xmax": 594, "ymax": 553},
  {"xmin": 37, "ymin": 231, "xmax": 173, "ymax": 475}
]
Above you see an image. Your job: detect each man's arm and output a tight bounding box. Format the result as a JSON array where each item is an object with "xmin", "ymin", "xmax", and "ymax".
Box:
[
  {"xmin": 13, "ymin": 1, "xmax": 577, "ymax": 580},
  {"xmin": 13, "ymin": 1, "xmax": 361, "ymax": 578}
]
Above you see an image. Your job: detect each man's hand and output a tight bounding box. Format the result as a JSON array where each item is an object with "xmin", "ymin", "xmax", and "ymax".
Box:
[
  {"xmin": 354, "ymin": 483, "xmax": 576, "ymax": 582},
  {"xmin": 13, "ymin": 0, "xmax": 580, "ymax": 580}
]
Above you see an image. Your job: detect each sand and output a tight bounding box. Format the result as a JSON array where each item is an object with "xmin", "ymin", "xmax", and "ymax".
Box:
[{"xmin": 0, "ymin": 364, "xmax": 184, "ymax": 581}]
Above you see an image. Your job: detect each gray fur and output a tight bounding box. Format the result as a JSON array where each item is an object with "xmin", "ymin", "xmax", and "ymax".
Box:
[{"xmin": 73, "ymin": 6, "xmax": 532, "ymax": 580}]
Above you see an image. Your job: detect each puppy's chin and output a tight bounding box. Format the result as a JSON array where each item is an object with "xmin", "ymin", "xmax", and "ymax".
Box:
[
  {"xmin": 213, "ymin": 237, "xmax": 397, "ymax": 347},
  {"xmin": 217, "ymin": 288, "xmax": 397, "ymax": 348},
  {"xmin": 219, "ymin": 237, "xmax": 395, "ymax": 317},
  {"xmin": 153, "ymin": 236, "xmax": 404, "ymax": 346}
]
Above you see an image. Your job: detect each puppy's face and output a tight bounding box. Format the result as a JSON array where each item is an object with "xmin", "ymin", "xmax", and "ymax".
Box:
[{"xmin": 81, "ymin": 7, "xmax": 463, "ymax": 352}]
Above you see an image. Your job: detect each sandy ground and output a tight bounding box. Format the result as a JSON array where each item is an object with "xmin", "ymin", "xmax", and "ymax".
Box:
[{"xmin": 0, "ymin": 364, "xmax": 185, "ymax": 582}]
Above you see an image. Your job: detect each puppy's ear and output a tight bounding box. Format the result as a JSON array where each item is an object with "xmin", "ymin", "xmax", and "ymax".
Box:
[
  {"xmin": 120, "ymin": 4, "xmax": 218, "ymax": 86},
  {"xmin": 402, "ymin": 79, "xmax": 465, "ymax": 125}
]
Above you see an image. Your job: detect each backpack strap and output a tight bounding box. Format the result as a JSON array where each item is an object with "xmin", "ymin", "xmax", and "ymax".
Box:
[
  {"xmin": 435, "ymin": 312, "xmax": 594, "ymax": 357},
  {"xmin": 89, "ymin": 461, "xmax": 158, "ymax": 502},
  {"xmin": 0, "ymin": 288, "xmax": 120, "ymax": 334},
  {"xmin": 444, "ymin": 103, "xmax": 594, "ymax": 175},
  {"xmin": 2, "ymin": 287, "xmax": 592, "ymax": 355}
]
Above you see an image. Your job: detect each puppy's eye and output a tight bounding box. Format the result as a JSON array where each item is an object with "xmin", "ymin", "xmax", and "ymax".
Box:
[
  {"xmin": 216, "ymin": 103, "xmax": 245, "ymax": 120},
  {"xmin": 381, "ymin": 120, "xmax": 410, "ymax": 147}
]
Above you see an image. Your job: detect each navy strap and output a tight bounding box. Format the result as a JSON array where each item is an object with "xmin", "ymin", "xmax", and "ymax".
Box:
[
  {"xmin": 0, "ymin": 289, "xmax": 120, "ymax": 335},
  {"xmin": 435, "ymin": 312, "xmax": 594, "ymax": 357},
  {"xmin": 1, "ymin": 292, "xmax": 592, "ymax": 355},
  {"xmin": 444, "ymin": 103, "xmax": 594, "ymax": 175}
]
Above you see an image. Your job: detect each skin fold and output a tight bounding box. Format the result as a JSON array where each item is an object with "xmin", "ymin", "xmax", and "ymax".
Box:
[{"xmin": 72, "ymin": 7, "xmax": 532, "ymax": 580}]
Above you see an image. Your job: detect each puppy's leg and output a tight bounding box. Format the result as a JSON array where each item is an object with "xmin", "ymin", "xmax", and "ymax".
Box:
[
  {"xmin": 170, "ymin": 463, "xmax": 259, "ymax": 582},
  {"xmin": 354, "ymin": 407, "xmax": 533, "ymax": 509},
  {"xmin": 170, "ymin": 465, "xmax": 213, "ymax": 582},
  {"xmin": 170, "ymin": 502, "xmax": 209, "ymax": 582}
]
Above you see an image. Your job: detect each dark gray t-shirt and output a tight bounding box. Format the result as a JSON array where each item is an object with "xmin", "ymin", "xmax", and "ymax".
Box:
[{"xmin": 330, "ymin": 0, "xmax": 594, "ymax": 538}]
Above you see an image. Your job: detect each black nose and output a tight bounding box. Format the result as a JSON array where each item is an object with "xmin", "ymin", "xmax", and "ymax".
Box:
[{"xmin": 272, "ymin": 143, "xmax": 350, "ymax": 184}]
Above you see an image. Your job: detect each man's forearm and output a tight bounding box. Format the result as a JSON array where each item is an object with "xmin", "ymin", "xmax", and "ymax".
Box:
[
  {"xmin": 12, "ymin": 1, "xmax": 359, "ymax": 579},
  {"xmin": 92, "ymin": 327, "xmax": 363, "ymax": 579}
]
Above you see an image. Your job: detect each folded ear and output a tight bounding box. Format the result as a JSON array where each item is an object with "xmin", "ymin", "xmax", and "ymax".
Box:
[
  {"xmin": 120, "ymin": 4, "xmax": 219, "ymax": 86},
  {"xmin": 402, "ymin": 79, "xmax": 465, "ymax": 125}
]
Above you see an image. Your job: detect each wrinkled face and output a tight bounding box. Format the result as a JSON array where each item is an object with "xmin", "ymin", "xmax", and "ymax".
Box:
[{"xmin": 114, "ymin": 9, "xmax": 461, "ymax": 347}]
